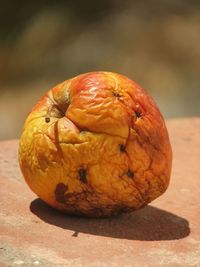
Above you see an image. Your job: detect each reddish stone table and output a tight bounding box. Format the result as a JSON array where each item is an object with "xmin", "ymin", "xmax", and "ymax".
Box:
[{"xmin": 0, "ymin": 118, "xmax": 200, "ymax": 267}]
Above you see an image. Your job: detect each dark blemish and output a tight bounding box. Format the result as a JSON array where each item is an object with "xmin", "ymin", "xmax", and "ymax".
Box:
[
  {"xmin": 55, "ymin": 183, "xmax": 68, "ymax": 203},
  {"xmin": 79, "ymin": 168, "xmax": 87, "ymax": 184},
  {"xmin": 45, "ymin": 117, "xmax": 50, "ymax": 123},
  {"xmin": 45, "ymin": 106, "xmax": 52, "ymax": 123},
  {"xmin": 127, "ymin": 169, "xmax": 134, "ymax": 178},
  {"xmin": 72, "ymin": 231, "xmax": 79, "ymax": 237},
  {"xmin": 113, "ymin": 92, "xmax": 121, "ymax": 98},
  {"xmin": 119, "ymin": 144, "xmax": 126, "ymax": 152},
  {"xmin": 135, "ymin": 110, "xmax": 142, "ymax": 118}
]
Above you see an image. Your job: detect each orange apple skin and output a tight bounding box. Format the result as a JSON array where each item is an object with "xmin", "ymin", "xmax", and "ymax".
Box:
[{"xmin": 19, "ymin": 72, "xmax": 172, "ymax": 217}]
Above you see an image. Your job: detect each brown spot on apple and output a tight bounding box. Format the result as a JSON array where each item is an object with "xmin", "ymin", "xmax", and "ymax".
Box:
[
  {"xmin": 127, "ymin": 169, "xmax": 134, "ymax": 178},
  {"xmin": 119, "ymin": 144, "xmax": 126, "ymax": 152},
  {"xmin": 55, "ymin": 183, "xmax": 68, "ymax": 203},
  {"xmin": 79, "ymin": 168, "xmax": 87, "ymax": 184},
  {"xmin": 113, "ymin": 92, "xmax": 121, "ymax": 98},
  {"xmin": 135, "ymin": 110, "xmax": 142, "ymax": 118}
]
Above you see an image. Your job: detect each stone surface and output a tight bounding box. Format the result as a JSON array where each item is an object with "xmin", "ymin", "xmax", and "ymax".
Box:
[{"xmin": 0, "ymin": 118, "xmax": 200, "ymax": 267}]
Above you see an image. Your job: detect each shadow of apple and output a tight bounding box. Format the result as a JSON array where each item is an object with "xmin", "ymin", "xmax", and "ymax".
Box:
[{"xmin": 30, "ymin": 198, "xmax": 190, "ymax": 241}]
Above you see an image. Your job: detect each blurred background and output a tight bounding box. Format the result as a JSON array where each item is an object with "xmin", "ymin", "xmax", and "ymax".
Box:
[{"xmin": 0, "ymin": 0, "xmax": 200, "ymax": 140}]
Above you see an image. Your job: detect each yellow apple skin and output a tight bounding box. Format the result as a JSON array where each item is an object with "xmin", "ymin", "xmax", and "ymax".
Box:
[{"xmin": 19, "ymin": 72, "xmax": 172, "ymax": 217}]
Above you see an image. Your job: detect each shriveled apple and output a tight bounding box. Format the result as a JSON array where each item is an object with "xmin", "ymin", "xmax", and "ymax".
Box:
[{"xmin": 19, "ymin": 72, "xmax": 172, "ymax": 217}]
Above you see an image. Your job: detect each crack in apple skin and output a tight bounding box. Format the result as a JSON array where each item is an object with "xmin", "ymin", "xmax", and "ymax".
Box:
[{"xmin": 19, "ymin": 71, "xmax": 172, "ymax": 217}]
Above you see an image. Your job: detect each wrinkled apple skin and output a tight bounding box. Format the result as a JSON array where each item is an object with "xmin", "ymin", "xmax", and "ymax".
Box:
[{"xmin": 19, "ymin": 72, "xmax": 172, "ymax": 217}]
